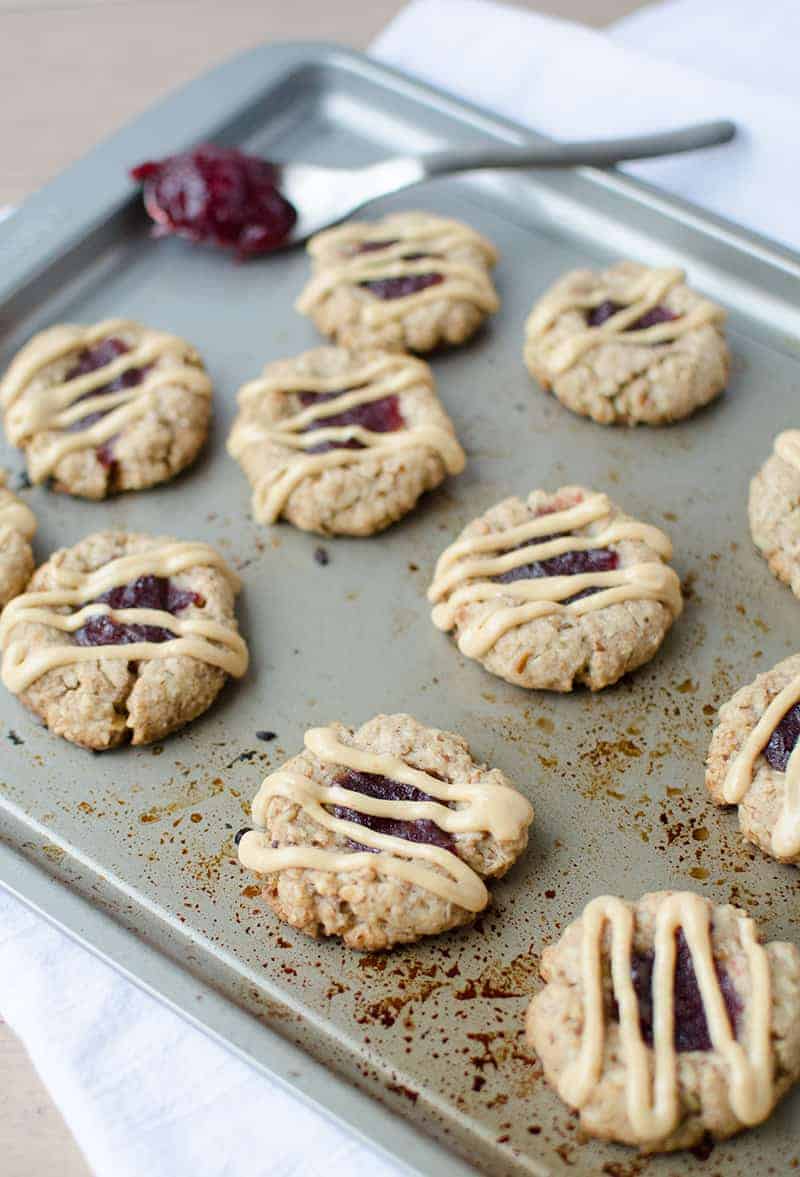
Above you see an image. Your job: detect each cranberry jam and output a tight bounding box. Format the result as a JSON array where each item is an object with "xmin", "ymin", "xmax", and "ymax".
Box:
[
  {"xmin": 493, "ymin": 540, "xmax": 618, "ymax": 586},
  {"xmin": 764, "ymin": 702, "xmax": 800, "ymax": 771},
  {"xmin": 66, "ymin": 338, "xmax": 146, "ymax": 432},
  {"xmin": 587, "ymin": 301, "xmax": 677, "ymax": 331},
  {"xmin": 131, "ymin": 145, "xmax": 297, "ymax": 258},
  {"xmin": 297, "ymin": 390, "xmax": 404, "ymax": 455},
  {"xmin": 329, "ymin": 769, "xmax": 454, "ymax": 852},
  {"xmin": 626, "ymin": 930, "xmax": 741, "ymax": 1051},
  {"xmin": 361, "ymin": 273, "xmax": 444, "ymax": 300},
  {"xmin": 74, "ymin": 574, "xmax": 201, "ymax": 648}
]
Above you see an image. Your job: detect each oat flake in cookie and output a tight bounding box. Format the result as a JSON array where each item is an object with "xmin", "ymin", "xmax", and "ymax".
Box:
[
  {"xmin": 237, "ymin": 713, "xmax": 533, "ymax": 950},
  {"xmin": 526, "ymin": 890, "xmax": 800, "ymax": 1153},
  {"xmin": 523, "ymin": 261, "xmax": 728, "ymax": 425},
  {"xmin": 428, "ymin": 485, "xmax": 682, "ymax": 692},
  {"xmin": 749, "ymin": 429, "xmax": 800, "ymax": 598},
  {"xmin": 706, "ymin": 652, "xmax": 800, "ymax": 864},
  {"xmin": 0, "ymin": 319, "xmax": 212, "ymax": 499},
  {"xmin": 295, "ymin": 212, "xmax": 499, "ymax": 354},
  {"xmin": 227, "ymin": 346, "xmax": 465, "ymax": 536},
  {"xmin": 0, "ymin": 471, "xmax": 36, "ymax": 609},
  {"xmin": 0, "ymin": 531, "xmax": 248, "ymax": 750}
]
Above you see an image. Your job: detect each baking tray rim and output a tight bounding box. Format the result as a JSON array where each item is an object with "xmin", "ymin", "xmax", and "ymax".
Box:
[{"xmin": 1, "ymin": 38, "xmax": 799, "ymax": 1177}]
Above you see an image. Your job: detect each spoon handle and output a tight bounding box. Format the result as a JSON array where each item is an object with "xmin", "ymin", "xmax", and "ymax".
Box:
[{"xmin": 416, "ymin": 119, "xmax": 735, "ymax": 176}]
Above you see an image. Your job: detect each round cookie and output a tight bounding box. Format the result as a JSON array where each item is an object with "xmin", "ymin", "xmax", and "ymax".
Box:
[
  {"xmin": 427, "ymin": 485, "xmax": 683, "ymax": 692},
  {"xmin": 295, "ymin": 212, "xmax": 499, "ymax": 353},
  {"xmin": 706, "ymin": 652, "xmax": 800, "ymax": 864},
  {"xmin": 0, "ymin": 531, "xmax": 248, "ymax": 750},
  {"xmin": 749, "ymin": 429, "xmax": 800, "ymax": 598},
  {"xmin": 237, "ymin": 713, "xmax": 534, "ymax": 950},
  {"xmin": 0, "ymin": 319, "xmax": 212, "ymax": 499},
  {"xmin": 227, "ymin": 346, "xmax": 465, "ymax": 536},
  {"xmin": 526, "ymin": 890, "xmax": 800, "ymax": 1153},
  {"xmin": 523, "ymin": 261, "xmax": 729, "ymax": 426},
  {"xmin": 0, "ymin": 471, "xmax": 36, "ymax": 609}
]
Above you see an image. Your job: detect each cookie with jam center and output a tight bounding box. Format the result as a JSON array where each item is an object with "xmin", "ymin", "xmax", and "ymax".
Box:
[
  {"xmin": 428, "ymin": 485, "xmax": 683, "ymax": 691},
  {"xmin": 227, "ymin": 345, "xmax": 465, "ymax": 536},
  {"xmin": 0, "ymin": 319, "xmax": 212, "ymax": 499},
  {"xmin": 0, "ymin": 530, "xmax": 248, "ymax": 749},
  {"xmin": 527, "ymin": 890, "xmax": 800, "ymax": 1152},
  {"xmin": 295, "ymin": 211, "xmax": 499, "ymax": 354},
  {"xmin": 237, "ymin": 713, "xmax": 534, "ymax": 950},
  {"xmin": 524, "ymin": 261, "xmax": 729, "ymax": 425}
]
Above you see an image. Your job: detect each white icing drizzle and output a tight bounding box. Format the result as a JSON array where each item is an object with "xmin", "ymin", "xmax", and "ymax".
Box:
[
  {"xmin": 774, "ymin": 430, "xmax": 800, "ymax": 474},
  {"xmin": 428, "ymin": 493, "xmax": 683, "ymax": 659},
  {"xmin": 228, "ymin": 351, "xmax": 465, "ymax": 524},
  {"xmin": 0, "ymin": 319, "xmax": 212, "ymax": 482},
  {"xmin": 524, "ymin": 266, "xmax": 725, "ymax": 378},
  {"xmin": 0, "ymin": 470, "xmax": 36, "ymax": 547},
  {"xmin": 295, "ymin": 213, "xmax": 499, "ymax": 326},
  {"xmin": 0, "ymin": 541, "xmax": 248, "ymax": 693},
  {"xmin": 558, "ymin": 893, "xmax": 773, "ymax": 1142},
  {"xmin": 238, "ymin": 724, "xmax": 533, "ymax": 910},
  {"xmin": 722, "ymin": 672, "xmax": 800, "ymax": 858}
]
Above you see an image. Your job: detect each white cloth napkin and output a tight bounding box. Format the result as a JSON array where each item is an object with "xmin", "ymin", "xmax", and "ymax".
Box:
[
  {"xmin": 1, "ymin": 3, "xmax": 798, "ymax": 1175},
  {"xmin": 373, "ymin": 0, "xmax": 799, "ymax": 251}
]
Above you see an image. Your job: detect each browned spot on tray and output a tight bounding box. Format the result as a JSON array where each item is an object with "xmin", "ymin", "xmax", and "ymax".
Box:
[
  {"xmin": 138, "ymin": 776, "xmax": 224, "ymax": 824},
  {"xmin": 386, "ymin": 1082, "xmax": 418, "ymax": 1104}
]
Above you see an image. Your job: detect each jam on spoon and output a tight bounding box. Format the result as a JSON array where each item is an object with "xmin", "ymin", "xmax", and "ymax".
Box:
[{"xmin": 130, "ymin": 145, "xmax": 297, "ymax": 259}]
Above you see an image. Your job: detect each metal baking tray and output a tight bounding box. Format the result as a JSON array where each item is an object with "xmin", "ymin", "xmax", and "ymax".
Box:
[{"xmin": 2, "ymin": 42, "xmax": 800, "ymax": 1177}]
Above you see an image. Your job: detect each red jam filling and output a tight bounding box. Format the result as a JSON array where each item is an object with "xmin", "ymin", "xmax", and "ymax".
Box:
[
  {"xmin": 328, "ymin": 769, "xmax": 455, "ymax": 852},
  {"xmin": 297, "ymin": 390, "xmax": 404, "ymax": 454},
  {"xmin": 360, "ymin": 273, "xmax": 444, "ymax": 300},
  {"xmin": 66, "ymin": 338, "xmax": 146, "ymax": 429},
  {"xmin": 587, "ymin": 301, "xmax": 678, "ymax": 330},
  {"xmin": 764, "ymin": 702, "xmax": 800, "ymax": 771},
  {"xmin": 73, "ymin": 575, "xmax": 202, "ymax": 647},
  {"xmin": 625, "ymin": 930, "xmax": 741, "ymax": 1051},
  {"xmin": 130, "ymin": 145, "xmax": 297, "ymax": 258},
  {"xmin": 493, "ymin": 532, "xmax": 618, "ymax": 606},
  {"xmin": 66, "ymin": 337, "xmax": 148, "ymax": 470}
]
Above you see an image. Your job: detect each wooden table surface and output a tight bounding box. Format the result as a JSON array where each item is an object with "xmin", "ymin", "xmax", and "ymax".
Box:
[{"xmin": 0, "ymin": 1, "xmax": 647, "ymax": 1173}]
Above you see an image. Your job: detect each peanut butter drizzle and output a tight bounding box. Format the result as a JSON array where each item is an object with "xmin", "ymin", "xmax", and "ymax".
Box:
[
  {"xmin": 774, "ymin": 430, "xmax": 800, "ymax": 473},
  {"xmin": 559, "ymin": 893, "xmax": 773, "ymax": 1141},
  {"xmin": 0, "ymin": 319, "xmax": 212, "ymax": 482},
  {"xmin": 238, "ymin": 725, "xmax": 533, "ymax": 910},
  {"xmin": 722, "ymin": 673, "xmax": 800, "ymax": 858},
  {"xmin": 295, "ymin": 212, "xmax": 499, "ymax": 325},
  {"xmin": 228, "ymin": 352, "xmax": 466, "ymax": 524},
  {"xmin": 0, "ymin": 541, "xmax": 248, "ymax": 694},
  {"xmin": 524, "ymin": 266, "xmax": 725, "ymax": 377},
  {"xmin": 0, "ymin": 471, "xmax": 36, "ymax": 545},
  {"xmin": 428, "ymin": 493, "xmax": 682, "ymax": 658}
]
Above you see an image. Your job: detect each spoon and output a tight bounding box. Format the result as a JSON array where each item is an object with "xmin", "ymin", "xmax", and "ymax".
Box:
[{"xmin": 275, "ymin": 119, "xmax": 735, "ymax": 244}]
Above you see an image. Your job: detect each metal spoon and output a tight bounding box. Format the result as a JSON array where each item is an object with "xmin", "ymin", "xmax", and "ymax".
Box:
[{"xmin": 276, "ymin": 119, "xmax": 735, "ymax": 244}]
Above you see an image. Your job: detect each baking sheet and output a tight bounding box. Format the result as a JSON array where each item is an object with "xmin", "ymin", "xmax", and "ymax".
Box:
[{"xmin": 2, "ymin": 42, "xmax": 800, "ymax": 1177}]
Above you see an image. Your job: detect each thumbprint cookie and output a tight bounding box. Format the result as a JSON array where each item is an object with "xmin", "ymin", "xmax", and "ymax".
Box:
[
  {"xmin": 428, "ymin": 485, "xmax": 682, "ymax": 691},
  {"xmin": 237, "ymin": 713, "xmax": 534, "ymax": 950},
  {"xmin": 0, "ymin": 319, "xmax": 212, "ymax": 499},
  {"xmin": 0, "ymin": 531, "xmax": 248, "ymax": 749},
  {"xmin": 295, "ymin": 211, "xmax": 499, "ymax": 353},
  {"xmin": 527, "ymin": 890, "xmax": 800, "ymax": 1152},
  {"xmin": 524, "ymin": 261, "xmax": 728, "ymax": 425},
  {"xmin": 227, "ymin": 346, "xmax": 465, "ymax": 536}
]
